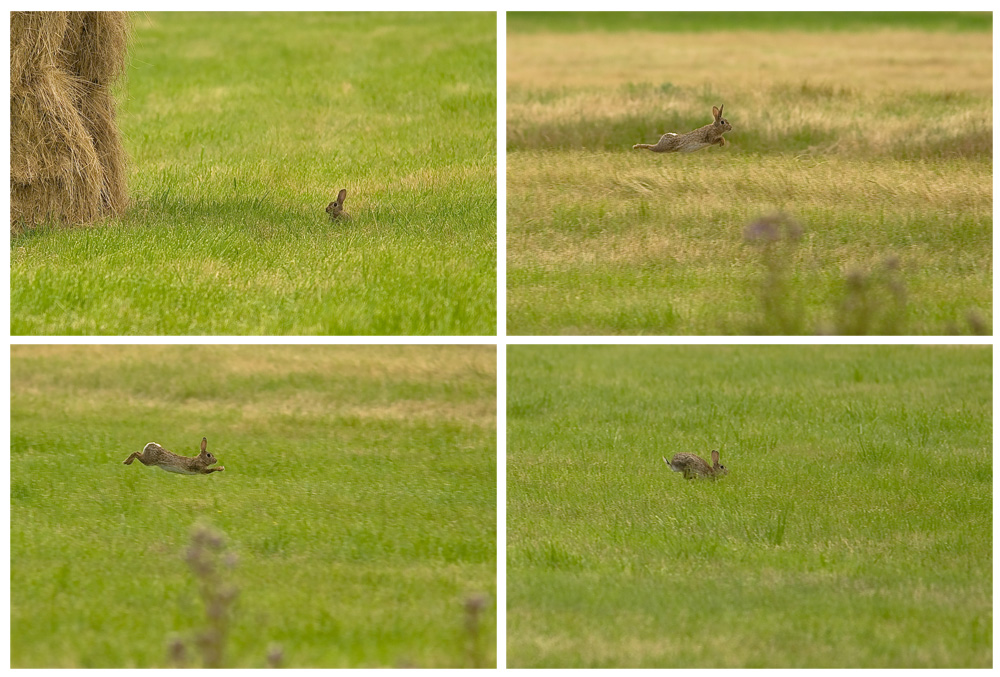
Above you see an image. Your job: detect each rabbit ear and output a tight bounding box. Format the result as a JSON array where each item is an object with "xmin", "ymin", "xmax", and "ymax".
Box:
[
  {"xmin": 201, "ymin": 437, "xmax": 208, "ymax": 454},
  {"xmin": 711, "ymin": 450, "xmax": 720, "ymax": 464},
  {"xmin": 713, "ymin": 106, "xmax": 721, "ymax": 120},
  {"xmin": 337, "ymin": 188, "xmax": 347, "ymax": 205}
]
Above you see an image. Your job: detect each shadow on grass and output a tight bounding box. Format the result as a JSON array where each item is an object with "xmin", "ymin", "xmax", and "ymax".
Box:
[{"xmin": 10, "ymin": 187, "xmax": 367, "ymax": 243}]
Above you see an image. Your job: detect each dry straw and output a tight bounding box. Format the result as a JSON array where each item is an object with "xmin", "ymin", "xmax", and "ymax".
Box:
[{"xmin": 10, "ymin": 11, "xmax": 130, "ymax": 233}]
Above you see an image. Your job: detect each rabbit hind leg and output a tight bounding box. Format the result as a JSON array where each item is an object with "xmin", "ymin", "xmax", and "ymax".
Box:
[{"xmin": 652, "ymin": 133, "xmax": 681, "ymax": 152}]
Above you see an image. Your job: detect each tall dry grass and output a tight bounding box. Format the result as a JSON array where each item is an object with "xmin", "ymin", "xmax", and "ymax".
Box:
[{"xmin": 507, "ymin": 30, "xmax": 992, "ymax": 158}]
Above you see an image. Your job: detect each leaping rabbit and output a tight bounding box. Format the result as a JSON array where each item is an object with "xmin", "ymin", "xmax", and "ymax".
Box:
[
  {"xmin": 634, "ymin": 105, "xmax": 732, "ymax": 153},
  {"xmin": 664, "ymin": 450, "xmax": 728, "ymax": 480},
  {"xmin": 123, "ymin": 437, "xmax": 225, "ymax": 475}
]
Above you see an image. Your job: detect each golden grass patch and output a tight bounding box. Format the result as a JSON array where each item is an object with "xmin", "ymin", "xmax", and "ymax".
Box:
[
  {"xmin": 508, "ymin": 30, "xmax": 992, "ymax": 94},
  {"xmin": 508, "ymin": 151, "xmax": 990, "ymax": 228},
  {"xmin": 238, "ymin": 396, "xmax": 496, "ymax": 429},
  {"xmin": 11, "ymin": 345, "xmax": 496, "ymax": 395}
]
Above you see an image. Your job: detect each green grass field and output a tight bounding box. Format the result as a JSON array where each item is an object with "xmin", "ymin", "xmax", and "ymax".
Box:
[
  {"xmin": 11, "ymin": 345, "xmax": 496, "ymax": 667},
  {"xmin": 507, "ymin": 12, "xmax": 991, "ymax": 335},
  {"xmin": 507, "ymin": 345, "xmax": 991, "ymax": 668},
  {"xmin": 11, "ymin": 12, "xmax": 496, "ymax": 335}
]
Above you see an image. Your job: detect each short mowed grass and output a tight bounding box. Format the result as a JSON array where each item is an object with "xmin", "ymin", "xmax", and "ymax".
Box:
[
  {"xmin": 11, "ymin": 12, "xmax": 496, "ymax": 335},
  {"xmin": 507, "ymin": 345, "xmax": 991, "ymax": 668},
  {"xmin": 11, "ymin": 345, "xmax": 496, "ymax": 668},
  {"xmin": 507, "ymin": 12, "xmax": 991, "ymax": 335}
]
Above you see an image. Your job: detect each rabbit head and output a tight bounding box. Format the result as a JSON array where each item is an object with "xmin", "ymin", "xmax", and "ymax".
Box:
[
  {"xmin": 710, "ymin": 449, "xmax": 729, "ymax": 477},
  {"xmin": 713, "ymin": 105, "xmax": 732, "ymax": 133},
  {"xmin": 196, "ymin": 437, "xmax": 219, "ymax": 468},
  {"xmin": 326, "ymin": 188, "xmax": 348, "ymax": 219}
]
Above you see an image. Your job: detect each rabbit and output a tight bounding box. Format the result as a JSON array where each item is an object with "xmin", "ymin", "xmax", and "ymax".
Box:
[
  {"xmin": 633, "ymin": 105, "xmax": 732, "ymax": 153},
  {"xmin": 326, "ymin": 188, "xmax": 350, "ymax": 220},
  {"xmin": 123, "ymin": 437, "xmax": 224, "ymax": 475},
  {"xmin": 663, "ymin": 449, "xmax": 728, "ymax": 480}
]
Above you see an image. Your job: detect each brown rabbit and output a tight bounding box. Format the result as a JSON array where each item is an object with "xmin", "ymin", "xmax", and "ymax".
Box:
[
  {"xmin": 326, "ymin": 188, "xmax": 350, "ymax": 220},
  {"xmin": 664, "ymin": 450, "xmax": 728, "ymax": 480},
  {"xmin": 633, "ymin": 105, "xmax": 732, "ymax": 153},
  {"xmin": 123, "ymin": 437, "xmax": 224, "ymax": 475}
]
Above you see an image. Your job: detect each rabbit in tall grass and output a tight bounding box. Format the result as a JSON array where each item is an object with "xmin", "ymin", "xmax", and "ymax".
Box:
[
  {"xmin": 664, "ymin": 450, "xmax": 728, "ymax": 480},
  {"xmin": 633, "ymin": 105, "xmax": 732, "ymax": 153},
  {"xmin": 123, "ymin": 437, "xmax": 225, "ymax": 475}
]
